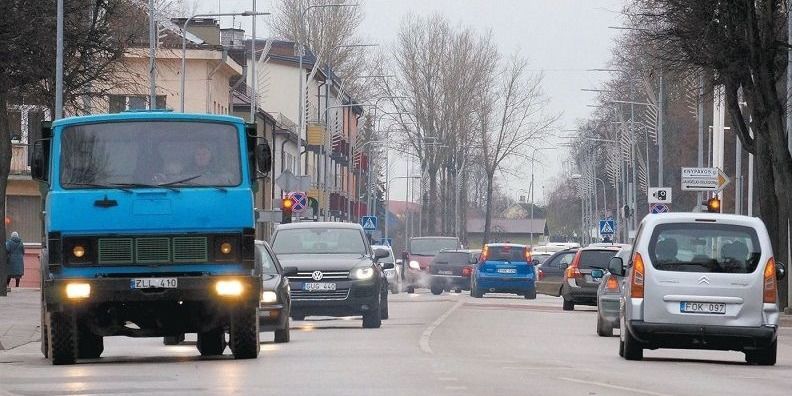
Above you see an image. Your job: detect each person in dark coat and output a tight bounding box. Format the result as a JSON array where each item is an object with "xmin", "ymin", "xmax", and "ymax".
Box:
[{"xmin": 6, "ymin": 231, "xmax": 24, "ymax": 288}]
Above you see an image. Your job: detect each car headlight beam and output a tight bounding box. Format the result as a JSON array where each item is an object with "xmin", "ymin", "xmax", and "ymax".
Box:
[
  {"xmin": 261, "ymin": 291, "xmax": 278, "ymax": 303},
  {"xmin": 409, "ymin": 260, "xmax": 421, "ymax": 270},
  {"xmin": 351, "ymin": 267, "xmax": 375, "ymax": 280}
]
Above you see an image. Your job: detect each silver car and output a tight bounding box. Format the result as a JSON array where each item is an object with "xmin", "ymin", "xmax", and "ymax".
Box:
[
  {"xmin": 372, "ymin": 245, "xmax": 402, "ymax": 294},
  {"xmin": 596, "ymin": 247, "xmax": 631, "ymax": 337},
  {"xmin": 615, "ymin": 213, "xmax": 786, "ymax": 365}
]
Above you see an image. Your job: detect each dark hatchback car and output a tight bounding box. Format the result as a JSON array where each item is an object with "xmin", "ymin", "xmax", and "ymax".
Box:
[
  {"xmin": 535, "ymin": 248, "xmax": 578, "ymax": 297},
  {"xmin": 428, "ymin": 249, "xmax": 480, "ymax": 295},
  {"xmin": 255, "ymin": 240, "xmax": 296, "ymax": 343},
  {"xmin": 561, "ymin": 246, "xmax": 620, "ymax": 310},
  {"xmin": 271, "ymin": 222, "xmax": 392, "ymax": 329}
]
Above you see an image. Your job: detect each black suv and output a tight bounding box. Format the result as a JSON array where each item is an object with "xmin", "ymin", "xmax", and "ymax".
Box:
[{"xmin": 271, "ymin": 222, "xmax": 392, "ymax": 329}]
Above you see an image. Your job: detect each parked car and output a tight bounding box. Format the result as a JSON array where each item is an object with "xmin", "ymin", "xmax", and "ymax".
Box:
[
  {"xmin": 271, "ymin": 222, "xmax": 393, "ymax": 329},
  {"xmin": 535, "ymin": 248, "xmax": 578, "ymax": 297},
  {"xmin": 561, "ymin": 246, "xmax": 621, "ymax": 310},
  {"xmin": 596, "ymin": 246, "xmax": 632, "ymax": 337},
  {"xmin": 372, "ymin": 244, "xmax": 402, "ymax": 294},
  {"xmin": 533, "ymin": 243, "xmax": 581, "ymax": 254},
  {"xmin": 428, "ymin": 249, "xmax": 480, "ymax": 295},
  {"xmin": 615, "ymin": 213, "xmax": 786, "ymax": 365},
  {"xmin": 471, "ymin": 243, "xmax": 536, "ymax": 299},
  {"xmin": 404, "ymin": 236, "xmax": 462, "ymax": 293},
  {"xmin": 255, "ymin": 240, "xmax": 297, "ymax": 343}
]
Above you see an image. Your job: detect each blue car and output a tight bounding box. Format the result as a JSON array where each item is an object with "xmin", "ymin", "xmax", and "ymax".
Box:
[{"xmin": 471, "ymin": 243, "xmax": 537, "ymax": 299}]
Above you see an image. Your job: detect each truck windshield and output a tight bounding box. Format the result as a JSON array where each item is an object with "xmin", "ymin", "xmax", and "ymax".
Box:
[
  {"xmin": 60, "ymin": 121, "xmax": 241, "ymax": 188},
  {"xmin": 410, "ymin": 238, "xmax": 459, "ymax": 255}
]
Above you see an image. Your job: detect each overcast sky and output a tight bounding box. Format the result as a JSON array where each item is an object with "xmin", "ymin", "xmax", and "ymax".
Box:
[{"xmin": 193, "ymin": 0, "xmax": 625, "ymax": 204}]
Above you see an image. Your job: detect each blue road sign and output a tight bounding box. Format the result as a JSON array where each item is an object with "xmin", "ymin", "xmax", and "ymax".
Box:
[
  {"xmin": 650, "ymin": 203, "xmax": 670, "ymax": 214},
  {"xmin": 361, "ymin": 216, "xmax": 378, "ymax": 231},
  {"xmin": 599, "ymin": 219, "xmax": 616, "ymax": 235},
  {"xmin": 289, "ymin": 192, "xmax": 307, "ymax": 212},
  {"xmin": 376, "ymin": 238, "xmax": 392, "ymax": 247}
]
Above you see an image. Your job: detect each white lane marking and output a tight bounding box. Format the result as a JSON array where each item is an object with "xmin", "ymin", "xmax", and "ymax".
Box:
[
  {"xmin": 445, "ymin": 386, "xmax": 468, "ymax": 390},
  {"xmin": 437, "ymin": 377, "xmax": 459, "ymax": 381},
  {"xmin": 420, "ymin": 299, "xmax": 464, "ymax": 354},
  {"xmin": 558, "ymin": 377, "xmax": 674, "ymax": 396}
]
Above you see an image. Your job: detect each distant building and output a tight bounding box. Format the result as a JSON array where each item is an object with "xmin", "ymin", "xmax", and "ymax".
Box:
[{"xmin": 465, "ymin": 218, "xmax": 548, "ymax": 248}]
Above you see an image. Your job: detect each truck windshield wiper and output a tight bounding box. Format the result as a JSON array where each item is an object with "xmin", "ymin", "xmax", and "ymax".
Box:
[
  {"xmin": 111, "ymin": 182, "xmax": 180, "ymax": 192},
  {"xmin": 65, "ymin": 182, "xmax": 132, "ymax": 193},
  {"xmin": 158, "ymin": 175, "xmax": 227, "ymax": 192}
]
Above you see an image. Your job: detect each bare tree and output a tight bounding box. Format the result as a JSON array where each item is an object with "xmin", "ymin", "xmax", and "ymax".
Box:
[{"xmin": 476, "ymin": 55, "xmax": 556, "ymax": 243}]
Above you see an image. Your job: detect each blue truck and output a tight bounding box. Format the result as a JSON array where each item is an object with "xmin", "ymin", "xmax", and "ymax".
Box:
[{"xmin": 30, "ymin": 111, "xmax": 271, "ymax": 364}]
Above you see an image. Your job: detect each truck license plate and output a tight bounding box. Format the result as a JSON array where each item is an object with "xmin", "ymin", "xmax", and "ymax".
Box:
[
  {"xmin": 680, "ymin": 302, "xmax": 726, "ymax": 314},
  {"xmin": 131, "ymin": 278, "xmax": 178, "ymax": 289},
  {"xmin": 303, "ymin": 282, "xmax": 337, "ymax": 292}
]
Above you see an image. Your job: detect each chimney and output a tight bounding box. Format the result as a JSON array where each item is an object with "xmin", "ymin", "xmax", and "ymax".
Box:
[
  {"xmin": 221, "ymin": 28, "xmax": 245, "ymax": 49},
  {"xmin": 171, "ymin": 17, "xmax": 220, "ymax": 46}
]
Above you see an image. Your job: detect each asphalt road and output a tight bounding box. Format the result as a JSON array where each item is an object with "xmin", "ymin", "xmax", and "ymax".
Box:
[{"xmin": 1, "ymin": 292, "xmax": 790, "ymax": 396}]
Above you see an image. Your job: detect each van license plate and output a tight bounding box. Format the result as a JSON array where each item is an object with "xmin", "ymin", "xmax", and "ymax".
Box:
[
  {"xmin": 131, "ymin": 278, "xmax": 177, "ymax": 289},
  {"xmin": 680, "ymin": 302, "xmax": 726, "ymax": 314},
  {"xmin": 303, "ymin": 282, "xmax": 337, "ymax": 292}
]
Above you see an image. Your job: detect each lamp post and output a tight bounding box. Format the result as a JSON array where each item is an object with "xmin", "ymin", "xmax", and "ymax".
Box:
[
  {"xmin": 378, "ymin": 111, "xmax": 413, "ymax": 241},
  {"xmin": 529, "ymin": 147, "xmax": 555, "ymax": 245},
  {"xmin": 180, "ymin": 11, "xmax": 270, "ymax": 112}
]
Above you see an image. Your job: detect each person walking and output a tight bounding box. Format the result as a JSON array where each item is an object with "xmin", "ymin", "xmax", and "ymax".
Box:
[{"xmin": 6, "ymin": 231, "xmax": 25, "ymax": 288}]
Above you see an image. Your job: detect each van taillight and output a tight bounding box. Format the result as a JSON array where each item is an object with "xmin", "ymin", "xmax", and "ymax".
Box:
[
  {"xmin": 630, "ymin": 252, "xmax": 645, "ymax": 298},
  {"xmin": 764, "ymin": 257, "xmax": 778, "ymax": 303},
  {"xmin": 605, "ymin": 276, "xmax": 619, "ymax": 292}
]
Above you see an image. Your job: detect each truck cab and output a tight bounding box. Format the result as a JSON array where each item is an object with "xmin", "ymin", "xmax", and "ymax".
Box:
[{"xmin": 33, "ymin": 112, "xmax": 271, "ymax": 364}]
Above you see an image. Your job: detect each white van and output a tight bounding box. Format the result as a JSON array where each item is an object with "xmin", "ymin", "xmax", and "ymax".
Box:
[{"xmin": 612, "ymin": 213, "xmax": 786, "ymax": 365}]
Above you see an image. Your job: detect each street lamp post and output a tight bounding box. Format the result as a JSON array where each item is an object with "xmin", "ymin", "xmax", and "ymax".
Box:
[
  {"xmin": 180, "ymin": 11, "xmax": 270, "ymax": 112},
  {"xmin": 377, "ymin": 111, "xmax": 412, "ymax": 240},
  {"xmin": 529, "ymin": 147, "xmax": 554, "ymax": 245}
]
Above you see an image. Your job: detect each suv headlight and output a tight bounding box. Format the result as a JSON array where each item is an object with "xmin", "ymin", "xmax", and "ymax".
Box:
[
  {"xmin": 350, "ymin": 266, "xmax": 375, "ymax": 280},
  {"xmin": 261, "ymin": 291, "xmax": 278, "ymax": 303},
  {"xmin": 409, "ymin": 260, "xmax": 421, "ymax": 270}
]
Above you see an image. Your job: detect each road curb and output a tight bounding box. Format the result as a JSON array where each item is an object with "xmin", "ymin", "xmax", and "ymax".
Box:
[{"xmin": 780, "ymin": 315, "xmax": 792, "ymax": 328}]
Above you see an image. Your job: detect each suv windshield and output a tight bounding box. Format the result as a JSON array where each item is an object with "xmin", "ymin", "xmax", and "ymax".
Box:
[
  {"xmin": 60, "ymin": 121, "xmax": 241, "ymax": 188},
  {"xmin": 410, "ymin": 238, "xmax": 459, "ymax": 255},
  {"xmin": 433, "ymin": 251, "xmax": 472, "ymax": 266},
  {"xmin": 579, "ymin": 250, "xmax": 618, "ymax": 270},
  {"xmin": 273, "ymin": 228, "xmax": 366, "ymax": 255},
  {"xmin": 648, "ymin": 223, "xmax": 761, "ymax": 273},
  {"xmin": 486, "ymin": 245, "xmax": 527, "ymax": 262}
]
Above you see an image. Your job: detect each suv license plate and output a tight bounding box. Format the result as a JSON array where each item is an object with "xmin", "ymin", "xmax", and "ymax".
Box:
[
  {"xmin": 303, "ymin": 282, "xmax": 337, "ymax": 292},
  {"xmin": 680, "ymin": 302, "xmax": 726, "ymax": 314},
  {"xmin": 131, "ymin": 278, "xmax": 177, "ymax": 289}
]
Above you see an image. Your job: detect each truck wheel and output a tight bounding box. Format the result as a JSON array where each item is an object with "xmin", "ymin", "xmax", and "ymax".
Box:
[
  {"xmin": 524, "ymin": 288, "xmax": 537, "ymax": 300},
  {"xmin": 163, "ymin": 333, "xmax": 185, "ymax": 345},
  {"xmin": 197, "ymin": 328, "xmax": 226, "ymax": 356},
  {"xmin": 380, "ymin": 290, "xmax": 389, "ymax": 320},
  {"xmin": 49, "ymin": 310, "xmax": 78, "ymax": 365},
  {"xmin": 274, "ymin": 317, "xmax": 290, "ymax": 344},
  {"xmin": 230, "ymin": 307, "xmax": 260, "ymax": 359},
  {"xmin": 292, "ymin": 314, "xmax": 306, "ymax": 321},
  {"xmin": 430, "ymin": 285, "xmax": 443, "ymax": 295},
  {"xmin": 562, "ymin": 298, "xmax": 574, "ymax": 311},
  {"xmin": 745, "ymin": 340, "xmax": 777, "ymax": 365},
  {"xmin": 77, "ymin": 326, "xmax": 104, "ymax": 359},
  {"xmin": 362, "ymin": 298, "xmax": 382, "ymax": 329},
  {"xmin": 40, "ymin": 304, "xmax": 49, "ymax": 358}
]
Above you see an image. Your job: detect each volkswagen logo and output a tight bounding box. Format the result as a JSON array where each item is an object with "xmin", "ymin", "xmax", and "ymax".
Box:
[
  {"xmin": 697, "ymin": 275, "xmax": 710, "ymax": 285},
  {"xmin": 311, "ymin": 271, "xmax": 324, "ymax": 281}
]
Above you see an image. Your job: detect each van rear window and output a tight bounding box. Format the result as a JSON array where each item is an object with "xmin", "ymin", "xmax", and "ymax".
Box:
[{"xmin": 648, "ymin": 223, "xmax": 761, "ymax": 274}]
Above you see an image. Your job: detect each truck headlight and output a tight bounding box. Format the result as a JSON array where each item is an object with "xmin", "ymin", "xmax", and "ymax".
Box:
[
  {"xmin": 216, "ymin": 280, "xmax": 243, "ymax": 296},
  {"xmin": 409, "ymin": 260, "xmax": 421, "ymax": 270},
  {"xmin": 350, "ymin": 267, "xmax": 375, "ymax": 280},
  {"xmin": 72, "ymin": 245, "xmax": 86, "ymax": 258},
  {"xmin": 261, "ymin": 291, "xmax": 278, "ymax": 303},
  {"xmin": 65, "ymin": 283, "xmax": 91, "ymax": 299}
]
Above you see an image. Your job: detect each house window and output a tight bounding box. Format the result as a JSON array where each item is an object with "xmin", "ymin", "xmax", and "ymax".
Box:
[{"xmin": 109, "ymin": 95, "xmax": 166, "ymax": 112}]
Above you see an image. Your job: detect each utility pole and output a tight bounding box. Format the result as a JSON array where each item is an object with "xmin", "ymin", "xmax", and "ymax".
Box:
[
  {"xmin": 250, "ymin": 0, "xmax": 257, "ymax": 122},
  {"xmin": 148, "ymin": 0, "xmax": 157, "ymax": 107},
  {"xmin": 55, "ymin": 0, "xmax": 64, "ymax": 120},
  {"xmin": 657, "ymin": 73, "xmax": 664, "ymax": 187},
  {"xmin": 697, "ymin": 73, "xmax": 705, "ymax": 210}
]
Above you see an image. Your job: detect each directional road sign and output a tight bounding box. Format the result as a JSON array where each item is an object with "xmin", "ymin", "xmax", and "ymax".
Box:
[
  {"xmin": 288, "ymin": 192, "xmax": 308, "ymax": 212},
  {"xmin": 599, "ymin": 219, "xmax": 616, "ymax": 235},
  {"xmin": 650, "ymin": 203, "xmax": 670, "ymax": 214},
  {"xmin": 361, "ymin": 216, "xmax": 378, "ymax": 231},
  {"xmin": 376, "ymin": 238, "xmax": 392, "ymax": 247},
  {"xmin": 681, "ymin": 167, "xmax": 731, "ymax": 192}
]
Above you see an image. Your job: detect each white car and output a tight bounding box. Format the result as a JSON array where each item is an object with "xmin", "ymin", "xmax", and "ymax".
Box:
[
  {"xmin": 372, "ymin": 245, "xmax": 402, "ymax": 294},
  {"xmin": 613, "ymin": 213, "xmax": 786, "ymax": 365}
]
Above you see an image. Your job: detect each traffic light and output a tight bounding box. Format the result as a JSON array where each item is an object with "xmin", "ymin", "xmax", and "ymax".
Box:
[
  {"xmin": 704, "ymin": 197, "xmax": 721, "ymax": 213},
  {"xmin": 281, "ymin": 198, "xmax": 293, "ymax": 223}
]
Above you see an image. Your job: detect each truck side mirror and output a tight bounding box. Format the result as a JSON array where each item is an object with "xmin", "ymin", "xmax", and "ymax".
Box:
[
  {"xmin": 255, "ymin": 142, "xmax": 272, "ymax": 174},
  {"xmin": 31, "ymin": 139, "xmax": 50, "ymax": 183}
]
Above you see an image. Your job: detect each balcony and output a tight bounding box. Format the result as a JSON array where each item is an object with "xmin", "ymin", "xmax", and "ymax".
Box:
[{"xmin": 10, "ymin": 143, "xmax": 30, "ymax": 176}]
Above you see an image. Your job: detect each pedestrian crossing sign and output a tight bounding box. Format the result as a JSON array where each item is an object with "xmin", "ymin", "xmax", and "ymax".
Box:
[
  {"xmin": 599, "ymin": 219, "xmax": 616, "ymax": 235},
  {"xmin": 361, "ymin": 216, "xmax": 378, "ymax": 231}
]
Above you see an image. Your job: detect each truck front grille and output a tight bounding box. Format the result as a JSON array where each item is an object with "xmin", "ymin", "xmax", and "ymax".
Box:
[
  {"xmin": 136, "ymin": 238, "xmax": 171, "ymax": 263},
  {"xmin": 95, "ymin": 236, "xmax": 209, "ymax": 265},
  {"xmin": 98, "ymin": 238, "xmax": 133, "ymax": 264},
  {"xmin": 173, "ymin": 237, "xmax": 208, "ymax": 262}
]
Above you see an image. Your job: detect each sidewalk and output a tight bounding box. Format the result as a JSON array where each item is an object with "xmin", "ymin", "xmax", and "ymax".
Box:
[{"xmin": 0, "ymin": 288, "xmax": 41, "ymax": 351}]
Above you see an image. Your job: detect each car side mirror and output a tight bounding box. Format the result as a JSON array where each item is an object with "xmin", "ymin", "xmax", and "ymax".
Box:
[
  {"xmin": 608, "ymin": 257, "xmax": 625, "ymax": 277},
  {"xmin": 591, "ymin": 269, "xmax": 604, "ymax": 278},
  {"xmin": 282, "ymin": 266, "xmax": 298, "ymax": 277},
  {"xmin": 381, "ymin": 262, "xmax": 395, "ymax": 270},
  {"xmin": 255, "ymin": 142, "xmax": 272, "ymax": 174},
  {"xmin": 374, "ymin": 248, "xmax": 389, "ymax": 260},
  {"xmin": 776, "ymin": 261, "xmax": 786, "ymax": 280}
]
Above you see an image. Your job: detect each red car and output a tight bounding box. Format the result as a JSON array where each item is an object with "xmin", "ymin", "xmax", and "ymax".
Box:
[{"xmin": 402, "ymin": 236, "xmax": 461, "ymax": 293}]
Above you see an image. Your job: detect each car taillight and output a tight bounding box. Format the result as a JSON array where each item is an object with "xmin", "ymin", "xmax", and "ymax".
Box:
[
  {"xmin": 481, "ymin": 246, "xmax": 489, "ymax": 261},
  {"xmin": 525, "ymin": 248, "xmax": 532, "ymax": 263},
  {"xmin": 630, "ymin": 252, "xmax": 645, "ymax": 298},
  {"xmin": 565, "ymin": 252, "xmax": 582, "ymax": 279},
  {"xmin": 764, "ymin": 257, "xmax": 778, "ymax": 303},
  {"xmin": 605, "ymin": 276, "xmax": 619, "ymax": 292},
  {"xmin": 537, "ymin": 268, "xmax": 545, "ymax": 281},
  {"xmin": 462, "ymin": 266, "xmax": 473, "ymax": 277}
]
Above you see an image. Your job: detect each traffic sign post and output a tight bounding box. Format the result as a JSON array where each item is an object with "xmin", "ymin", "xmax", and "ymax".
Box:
[
  {"xmin": 361, "ymin": 216, "xmax": 377, "ymax": 231},
  {"xmin": 599, "ymin": 219, "xmax": 616, "ymax": 236},
  {"xmin": 288, "ymin": 192, "xmax": 308, "ymax": 213},
  {"xmin": 681, "ymin": 167, "xmax": 730, "ymax": 192}
]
